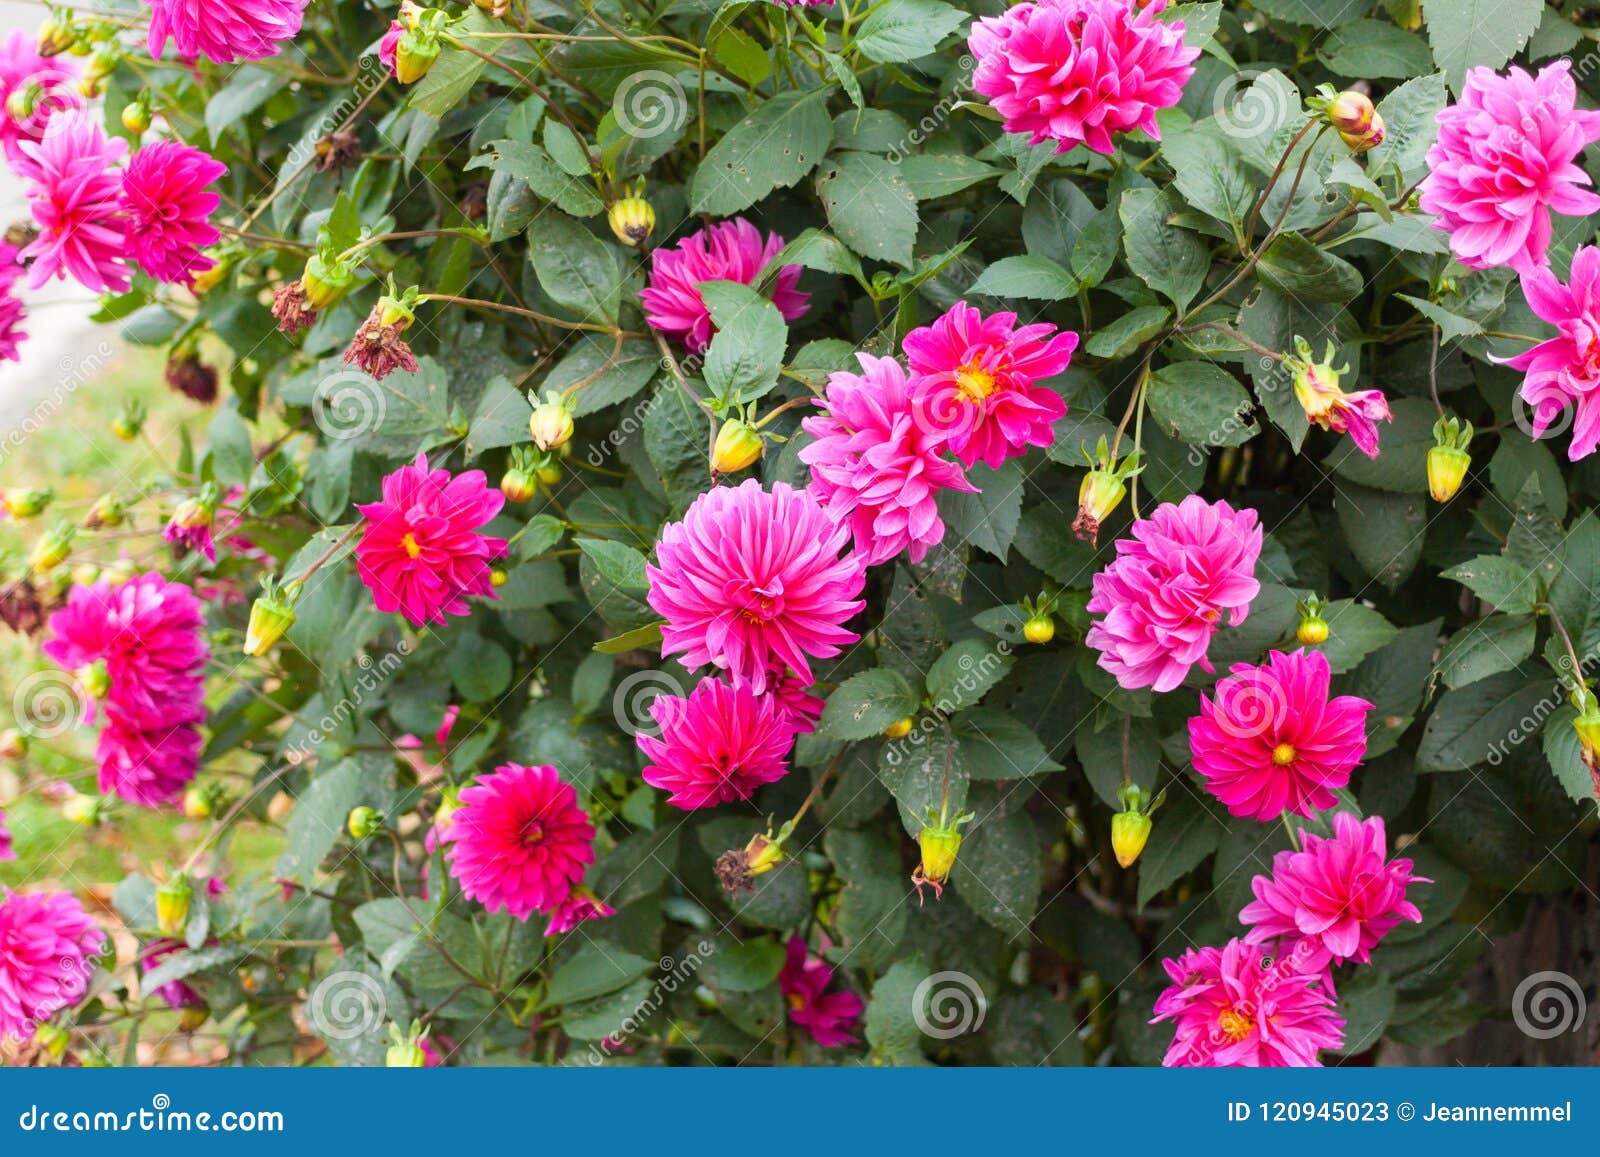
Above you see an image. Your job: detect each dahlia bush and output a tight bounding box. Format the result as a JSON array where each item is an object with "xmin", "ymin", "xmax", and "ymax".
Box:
[{"xmin": 4, "ymin": 0, "xmax": 1600, "ymax": 1071}]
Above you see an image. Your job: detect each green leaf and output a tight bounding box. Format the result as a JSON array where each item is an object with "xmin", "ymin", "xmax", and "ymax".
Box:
[
  {"xmin": 1136, "ymin": 789, "xmax": 1227, "ymax": 910},
  {"xmin": 926, "ymin": 638, "xmax": 1013, "ymax": 713},
  {"xmin": 1317, "ymin": 19, "xmax": 1433, "ymax": 79},
  {"xmin": 1145, "ymin": 362, "xmax": 1258, "ymax": 447},
  {"xmin": 1326, "ymin": 396, "xmax": 1435, "ymax": 492},
  {"xmin": 898, "ymin": 154, "xmax": 1001, "ymax": 199},
  {"xmin": 1334, "ymin": 482, "xmax": 1425, "ymax": 589},
  {"xmin": 968, "ymin": 255, "xmax": 1078, "ymax": 301},
  {"xmin": 548, "ymin": 336, "xmax": 662, "ymax": 418},
  {"xmin": 690, "ymin": 88, "xmax": 833, "ymax": 215},
  {"xmin": 827, "ymin": 828, "xmax": 911, "ymax": 971},
  {"xmin": 1368, "ymin": 73, "xmax": 1447, "ymax": 181},
  {"xmin": 1426, "ymin": 0, "xmax": 1542, "ymax": 93},
  {"xmin": 952, "ymin": 785, "xmax": 1043, "ymax": 938},
  {"xmin": 1436, "ymin": 615, "xmax": 1537, "ymax": 690},
  {"xmin": 1540, "ymin": 704, "xmax": 1600, "ymax": 804},
  {"xmin": 700, "ymin": 281, "xmax": 788, "ymax": 402},
  {"xmin": 1312, "ymin": 600, "xmax": 1399, "ymax": 674},
  {"xmin": 577, "ymin": 537, "xmax": 650, "ymax": 591},
  {"xmin": 817, "ymin": 151, "xmax": 919, "ymax": 268},
  {"xmin": 466, "ymin": 140, "xmax": 605, "ymax": 218},
  {"xmin": 1119, "ymin": 188, "xmax": 1209, "ymax": 311},
  {"xmin": 1417, "ymin": 669, "xmax": 1554, "ymax": 771},
  {"xmin": 854, "ymin": 0, "xmax": 969, "ymax": 63},
  {"xmin": 593, "ymin": 621, "xmax": 665, "ymax": 654},
  {"xmin": 528, "ymin": 215, "xmax": 621, "ymax": 324},
  {"xmin": 547, "ymin": 945, "xmax": 653, "ymax": 1006},
  {"xmin": 865, "ymin": 958, "xmax": 931, "ymax": 1065},
  {"xmin": 1255, "ymin": 233, "xmax": 1364, "ymax": 304},
  {"xmin": 937, "ymin": 459, "xmax": 1025, "ymax": 560},
  {"xmin": 277, "ymin": 758, "xmax": 362, "ymax": 887},
  {"xmin": 465, "ymin": 375, "xmax": 531, "ymax": 458},
  {"xmin": 1441, "ymin": 554, "xmax": 1540, "ymax": 615},
  {"xmin": 1161, "ymin": 122, "xmax": 1255, "ymax": 239},
  {"xmin": 1083, "ymin": 306, "xmax": 1171, "ymax": 359},
  {"xmin": 819, "ymin": 669, "xmax": 920, "ymax": 740}
]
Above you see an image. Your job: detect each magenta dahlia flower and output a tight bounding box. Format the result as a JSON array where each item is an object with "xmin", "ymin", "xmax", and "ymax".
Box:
[
  {"xmin": 800, "ymin": 353, "xmax": 977, "ymax": 566},
  {"xmin": 1189, "ymin": 649, "xmax": 1373, "ymax": 823},
  {"xmin": 648, "ymin": 481, "xmax": 866, "ymax": 692},
  {"xmin": 378, "ymin": 21, "xmax": 403, "ymax": 76},
  {"xmin": 0, "ymin": 30, "xmax": 81, "ymax": 165},
  {"xmin": 969, "ymin": 0, "xmax": 1199, "ymax": 156},
  {"xmin": 14, "ymin": 111, "xmax": 129, "ymax": 293},
  {"xmin": 779, "ymin": 936, "xmax": 863, "ymax": 1048},
  {"xmin": 1241, "ymin": 812, "xmax": 1426, "ymax": 970},
  {"xmin": 146, "ymin": 0, "xmax": 308, "ymax": 65},
  {"xmin": 121, "ymin": 141, "xmax": 226, "ymax": 284},
  {"xmin": 1499, "ymin": 245, "xmax": 1600, "ymax": 459},
  {"xmin": 766, "ymin": 664, "xmax": 824, "ymax": 734},
  {"xmin": 0, "ymin": 243, "xmax": 25, "ymax": 362},
  {"xmin": 1152, "ymin": 938, "xmax": 1344, "ymax": 1067},
  {"xmin": 140, "ymin": 939, "xmax": 206, "ymax": 1011},
  {"xmin": 0, "ymin": 888, "xmax": 105, "ymax": 1042},
  {"xmin": 443, "ymin": 763, "xmax": 597, "ymax": 921},
  {"xmin": 1420, "ymin": 61, "xmax": 1600, "ymax": 274},
  {"xmin": 543, "ymin": 887, "xmax": 617, "ymax": 937},
  {"xmin": 1085, "ymin": 496, "xmax": 1262, "ymax": 692},
  {"xmin": 901, "ymin": 301, "xmax": 1077, "ymax": 469},
  {"xmin": 638, "ymin": 677, "xmax": 796, "ymax": 809},
  {"xmin": 0, "ymin": 809, "xmax": 13, "ymax": 862},
  {"xmin": 96, "ymin": 719, "xmax": 206, "ymax": 808},
  {"xmin": 640, "ymin": 217, "xmax": 809, "ymax": 353},
  {"xmin": 355, "ymin": 452, "xmax": 508, "ymax": 627}
]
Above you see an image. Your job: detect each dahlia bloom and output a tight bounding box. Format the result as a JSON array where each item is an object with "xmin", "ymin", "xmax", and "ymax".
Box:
[
  {"xmin": 1289, "ymin": 343, "xmax": 1391, "ymax": 460},
  {"xmin": 1085, "ymin": 496, "xmax": 1262, "ymax": 692},
  {"xmin": 969, "ymin": 0, "xmax": 1199, "ymax": 156},
  {"xmin": 140, "ymin": 939, "xmax": 206, "ymax": 1010},
  {"xmin": 901, "ymin": 301, "xmax": 1077, "ymax": 468},
  {"xmin": 0, "ymin": 30, "xmax": 81, "ymax": 164},
  {"xmin": 648, "ymin": 480, "xmax": 866, "ymax": 692},
  {"xmin": 96, "ymin": 719, "xmax": 206, "ymax": 808},
  {"xmin": 543, "ymin": 887, "xmax": 617, "ymax": 937},
  {"xmin": 1500, "ymin": 245, "xmax": 1600, "ymax": 459},
  {"xmin": 1241, "ymin": 813, "xmax": 1426, "ymax": 969},
  {"xmin": 355, "ymin": 452, "xmax": 508, "ymax": 626},
  {"xmin": 638, "ymin": 677, "xmax": 796, "ymax": 809},
  {"xmin": 640, "ymin": 217, "xmax": 809, "ymax": 353},
  {"xmin": 1420, "ymin": 60, "xmax": 1600, "ymax": 273},
  {"xmin": 14, "ymin": 111, "xmax": 129, "ymax": 293},
  {"xmin": 146, "ymin": 0, "xmax": 308, "ymax": 64},
  {"xmin": 0, "ymin": 809, "xmax": 12, "ymax": 861},
  {"xmin": 1152, "ymin": 938, "xmax": 1344, "ymax": 1067},
  {"xmin": 0, "ymin": 888, "xmax": 105, "ymax": 1042},
  {"xmin": 0, "ymin": 242, "xmax": 25, "ymax": 362},
  {"xmin": 779, "ymin": 936, "xmax": 863, "ymax": 1048},
  {"xmin": 800, "ymin": 353, "xmax": 977, "ymax": 565},
  {"xmin": 1189, "ymin": 649, "xmax": 1373, "ymax": 823},
  {"xmin": 122, "ymin": 141, "xmax": 226, "ymax": 284},
  {"xmin": 443, "ymin": 763, "xmax": 597, "ymax": 922},
  {"xmin": 766, "ymin": 664, "xmax": 825, "ymax": 734}
]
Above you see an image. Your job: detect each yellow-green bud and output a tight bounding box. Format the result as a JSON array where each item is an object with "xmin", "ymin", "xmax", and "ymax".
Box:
[
  {"xmin": 112, "ymin": 400, "xmax": 145, "ymax": 441},
  {"xmin": 1111, "ymin": 811, "xmax": 1152, "ymax": 868},
  {"xmin": 742, "ymin": 832, "xmax": 785, "ymax": 877},
  {"xmin": 500, "ymin": 466, "xmax": 536, "ymax": 504},
  {"xmin": 489, "ymin": 568, "xmax": 507, "ymax": 587},
  {"xmin": 121, "ymin": 100, "xmax": 151, "ymax": 134},
  {"xmin": 4, "ymin": 486, "xmax": 54, "ymax": 518},
  {"xmin": 394, "ymin": 28, "xmax": 442, "ymax": 85},
  {"xmin": 84, "ymin": 494, "xmax": 125, "ymax": 529},
  {"xmin": 62, "ymin": 793, "xmax": 102, "ymax": 826},
  {"xmin": 1295, "ymin": 594, "xmax": 1330, "ymax": 647},
  {"xmin": 913, "ymin": 820, "xmax": 966, "ymax": 899},
  {"xmin": 608, "ymin": 195, "xmax": 656, "ymax": 248},
  {"xmin": 182, "ymin": 784, "xmax": 214, "ymax": 821},
  {"xmin": 244, "ymin": 581, "xmax": 300, "ymax": 657},
  {"xmin": 711, "ymin": 418, "xmax": 763, "ymax": 474},
  {"xmin": 177, "ymin": 1007, "xmax": 210, "ymax": 1033},
  {"xmin": 534, "ymin": 461, "xmax": 562, "ymax": 485},
  {"xmin": 347, "ymin": 806, "xmax": 383, "ymax": 839},
  {"xmin": 76, "ymin": 659, "xmax": 111, "ymax": 700},
  {"xmin": 28, "ymin": 523, "xmax": 74, "ymax": 571},
  {"xmin": 83, "ymin": 44, "xmax": 117, "ymax": 85},
  {"xmin": 0, "ymin": 728, "xmax": 27, "ymax": 760},
  {"xmin": 1073, "ymin": 437, "xmax": 1142, "ymax": 546},
  {"xmin": 528, "ymin": 393, "xmax": 576, "ymax": 452},
  {"xmin": 302, "ymin": 252, "xmax": 356, "ymax": 309},
  {"xmin": 386, "ymin": 1021, "xmax": 429, "ymax": 1067},
  {"xmin": 1428, "ymin": 416, "xmax": 1473, "ymax": 504},
  {"xmin": 36, "ymin": 14, "xmax": 75, "ymax": 57},
  {"xmin": 1023, "ymin": 613, "xmax": 1055, "ymax": 644},
  {"xmin": 156, "ymin": 875, "xmax": 193, "ymax": 936},
  {"xmin": 1327, "ymin": 91, "xmax": 1385, "ymax": 152},
  {"xmin": 883, "ymin": 716, "xmax": 914, "ymax": 739}
]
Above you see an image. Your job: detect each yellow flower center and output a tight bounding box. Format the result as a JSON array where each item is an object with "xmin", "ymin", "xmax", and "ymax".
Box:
[
  {"xmin": 955, "ymin": 362, "xmax": 996, "ymax": 401},
  {"xmin": 1218, "ymin": 1007, "xmax": 1254, "ymax": 1042},
  {"xmin": 401, "ymin": 532, "xmax": 421, "ymax": 559},
  {"xmin": 786, "ymin": 991, "xmax": 806, "ymax": 1012},
  {"xmin": 1271, "ymin": 743, "xmax": 1296, "ymax": 766}
]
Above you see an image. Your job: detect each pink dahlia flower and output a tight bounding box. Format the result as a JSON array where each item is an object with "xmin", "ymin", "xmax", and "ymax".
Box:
[
  {"xmin": 96, "ymin": 719, "xmax": 205, "ymax": 808},
  {"xmin": 1189, "ymin": 649, "xmax": 1373, "ymax": 823},
  {"xmin": 1500, "ymin": 245, "xmax": 1600, "ymax": 459},
  {"xmin": 378, "ymin": 21, "xmax": 403, "ymax": 76},
  {"xmin": 355, "ymin": 452, "xmax": 508, "ymax": 626},
  {"xmin": 969, "ymin": 0, "xmax": 1199, "ymax": 156},
  {"xmin": 901, "ymin": 301, "xmax": 1077, "ymax": 468},
  {"xmin": 640, "ymin": 217, "xmax": 809, "ymax": 353},
  {"xmin": 140, "ymin": 939, "xmax": 206, "ymax": 1011},
  {"xmin": 638, "ymin": 677, "xmax": 796, "ymax": 809},
  {"xmin": 0, "ymin": 242, "xmax": 25, "ymax": 362},
  {"xmin": 1241, "ymin": 812, "xmax": 1426, "ymax": 970},
  {"xmin": 1152, "ymin": 938, "xmax": 1344, "ymax": 1067},
  {"xmin": 122, "ymin": 141, "xmax": 226, "ymax": 284},
  {"xmin": 14, "ymin": 111, "xmax": 129, "ymax": 293},
  {"xmin": 443, "ymin": 763, "xmax": 597, "ymax": 922},
  {"xmin": 779, "ymin": 936, "xmax": 863, "ymax": 1048},
  {"xmin": 543, "ymin": 887, "xmax": 617, "ymax": 937},
  {"xmin": 1420, "ymin": 61, "xmax": 1600, "ymax": 274},
  {"xmin": 1085, "ymin": 496, "xmax": 1262, "ymax": 692},
  {"xmin": 800, "ymin": 353, "xmax": 977, "ymax": 566},
  {"xmin": 146, "ymin": 0, "xmax": 308, "ymax": 65},
  {"xmin": 766, "ymin": 664, "xmax": 824, "ymax": 734},
  {"xmin": 0, "ymin": 888, "xmax": 105, "ymax": 1042},
  {"xmin": 0, "ymin": 30, "xmax": 81, "ymax": 165},
  {"xmin": 647, "ymin": 480, "xmax": 866, "ymax": 692},
  {"xmin": 0, "ymin": 809, "xmax": 12, "ymax": 862}
]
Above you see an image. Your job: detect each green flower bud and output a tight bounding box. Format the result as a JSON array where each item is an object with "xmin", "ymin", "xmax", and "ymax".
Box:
[
  {"xmin": 711, "ymin": 418, "xmax": 763, "ymax": 474},
  {"xmin": 156, "ymin": 875, "xmax": 193, "ymax": 936},
  {"xmin": 347, "ymin": 806, "xmax": 384, "ymax": 839}
]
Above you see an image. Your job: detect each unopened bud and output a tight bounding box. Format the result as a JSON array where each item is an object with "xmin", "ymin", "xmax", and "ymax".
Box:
[
  {"xmin": 112, "ymin": 400, "xmax": 145, "ymax": 441},
  {"xmin": 1023, "ymin": 613, "xmax": 1055, "ymax": 644},
  {"xmin": 394, "ymin": 27, "xmax": 442, "ymax": 84},
  {"xmin": 182, "ymin": 784, "xmax": 215, "ymax": 820},
  {"xmin": 302, "ymin": 251, "xmax": 356, "ymax": 310},
  {"xmin": 76, "ymin": 659, "xmax": 110, "ymax": 700},
  {"xmin": 0, "ymin": 728, "xmax": 27, "ymax": 760},
  {"xmin": 386, "ymin": 1021, "xmax": 429, "ymax": 1067},
  {"xmin": 3, "ymin": 486, "xmax": 54, "ymax": 518},
  {"xmin": 1326, "ymin": 90, "xmax": 1385, "ymax": 151},
  {"xmin": 711, "ymin": 418, "xmax": 763, "ymax": 474},
  {"xmin": 347, "ymin": 806, "xmax": 383, "ymax": 839},
  {"xmin": 36, "ymin": 14, "xmax": 75, "ymax": 56},
  {"xmin": 528, "ymin": 392, "xmax": 576, "ymax": 452},
  {"xmin": 1074, "ymin": 437, "xmax": 1142, "ymax": 546},
  {"xmin": 83, "ymin": 494, "xmax": 125, "ymax": 529},
  {"xmin": 62, "ymin": 792, "xmax": 102, "ymax": 826},
  {"xmin": 912, "ymin": 809, "xmax": 973, "ymax": 901},
  {"xmin": 1295, "ymin": 594, "xmax": 1329, "ymax": 647},
  {"xmin": 883, "ymin": 716, "xmax": 914, "ymax": 739},
  {"xmin": 1110, "ymin": 783, "xmax": 1164, "ymax": 869},
  {"xmin": 121, "ymin": 100, "xmax": 151, "ymax": 134},
  {"xmin": 156, "ymin": 875, "xmax": 193, "ymax": 936},
  {"xmin": 1428, "ymin": 415, "xmax": 1473, "ymax": 504},
  {"xmin": 489, "ymin": 568, "xmax": 507, "ymax": 587},
  {"xmin": 500, "ymin": 466, "xmax": 536, "ymax": 504},
  {"xmin": 244, "ymin": 580, "xmax": 300, "ymax": 657},
  {"xmin": 28, "ymin": 523, "xmax": 74, "ymax": 571},
  {"xmin": 608, "ymin": 194, "xmax": 656, "ymax": 248}
]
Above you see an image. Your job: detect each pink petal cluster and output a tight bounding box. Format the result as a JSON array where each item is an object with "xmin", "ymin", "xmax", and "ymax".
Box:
[
  {"xmin": 43, "ymin": 573, "xmax": 209, "ymax": 807},
  {"xmin": 378, "ymin": 21, "xmax": 403, "ymax": 76},
  {"xmin": 0, "ymin": 888, "xmax": 105, "ymax": 1042},
  {"xmin": 140, "ymin": 938, "xmax": 206, "ymax": 1011},
  {"xmin": 765, "ymin": 663, "xmax": 825, "ymax": 733},
  {"xmin": 122, "ymin": 141, "xmax": 226, "ymax": 284},
  {"xmin": 647, "ymin": 479, "xmax": 866, "ymax": 693},
  {"xmin": 1085, "ymin": 496, "xmax": 1262, "ymax": 692},
  {"xmin": 14, "ymin": 110, "xmax": 129, "ymax": 293},
  {"xmin": 1189, "ymin": 649, "xmax": 1373, "ymax": 823},
  {"xmin": 1152, "ymin": 938, "xmax": 1344, "ymax": 1067},
  {"xmin": 0, "ymin": 809, "xmax": 12, "ymax": 861},
  {"xmin": 146, "ymin": 0, "xmax": 308, "ymax": 64},
  {"xmin": 442, "ymin": 763, "xmax": 597, "ymax": 922},
  {"xmin": 0, "ymin": 242, "xmax": 25, "ymax": 362},
  {"xmin": 0, "ymin": 29, "xmax": 81, "ymax": 165},
  {"xmin": 969, "ymin": 0, "xmax": 1198, "ymax": 156},
  {"xmin": 543, "ymin": 888, "xmax": 617, "ymax": 937},
  {"xmin": 640, "ymin": 217, "xmax": 809, "ymax": 353},
  {"xmin": 355, "ymin": 452, "xmax": 508, "ymax": 626},
  {"xmin": 1241, "ymin": 812, "xmax": 1426, "ymax": 970},
  {"xmin": 1420, "ymin": 61, "xmax": 1600, "ymax": 274},
  {"xmin": 638, "ymin": 677, "xmax": 796, "ymax": 809},
  {"xmin": 800, "ymin": 352, "xmax": 977, "ymax": 566},
  {"xmin": 779, "ymin": 936, "xmax": 863, "ymax": 1048},
  {"xmin": 1500, "ymin": 245, "xmax": 1600, "ymax": 459}
]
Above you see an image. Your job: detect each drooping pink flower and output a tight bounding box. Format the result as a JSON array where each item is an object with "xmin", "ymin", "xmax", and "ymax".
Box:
[
  {"xmin": 901, "ymin": 301, "xmax": 1077, "ymax": 468},
  {"xmin": 0, "ymin": 888, "xmax": 105, "ymax": 1042},
  {"xmin": 969, "ymin": 0, "xmax": 1199, "ymax": 156},
  {"xmin": 140, "ymin": 939, "xmax": 206, "ymax": 1011},
  {"xmin": 638, "ymin": 677, "xmax": 796, "ymax": 809},
  {"xmin": 443, "ymin": 763, "xmax": 597, "ymax": 922},
  {"xmin": 1152, "ymin": 938, "xmax": 1344, "ymax": 1067},
  {"xmin": 640, "ymin": 217, "xmax": 809, "ymax": 353},
  {"xmin": 435, "ymin": 704, "xmax": 460, "ymax": 749},
  {"xmin": 647, "ymin": 480, "xmax": 866, "ymax": 692},
  {"xmin": 800, "ymin": 353, "xmax": 977, "ymax": 566},
  {"xmin": 96, "ymin": 719, "xmax": 205, "ymax": 808},
  {"xmin": 121, "ymin": 141, "xmax": 226, "ymax": 284},
  {"xmin": 1189, "ymin": 649, "xmax": 1373, "ymax": 823},
  {"xmin": 146, "ymin": 0, "xmax": 308, "ymax": 64},
  {"xmin": 1241, "ymin": 812, "xmax": 1426, "ymax": 970},
  {"xmin": 0, "ymin": 30, "xmax": 82, "ymax": 165},
  {"xmin": 779, "ymin": 936, "xmax": 863, "ymax": 1048},
  {"xmin": 355, "ymin": 452, "xmax": 508, "ymax": 627},
  {"xmin": 0, "ymin": 242, "xmax": 25, "ymax": 362},
  {"xmin": 378, "ymin": 21, "xmax": 403, "ymax": 76},
  {"xmin": 765, "ymin": 664, "xmax": 824, "ymax": 734},
  {"xmin": 0, "ymin": 809, "xmax": 13, "ymax": 862},
  {"xmin": 14, "ymin": 111, "xmax": 129, "ymax": 293},
  {"xmin": 1085, "ymin": 496, "xmax": 1262, "ymax": 692},
  {"xmin": 542, "ymin": 887, "xmax": 617, "ymax": 937},
  {"xmin": 1420, "ymin": 61, "xmax": 1600, "ymax": 274},
  {"xmin": 1499, "ymin": 245, "xmax": 1600, "ymax": 459}
]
